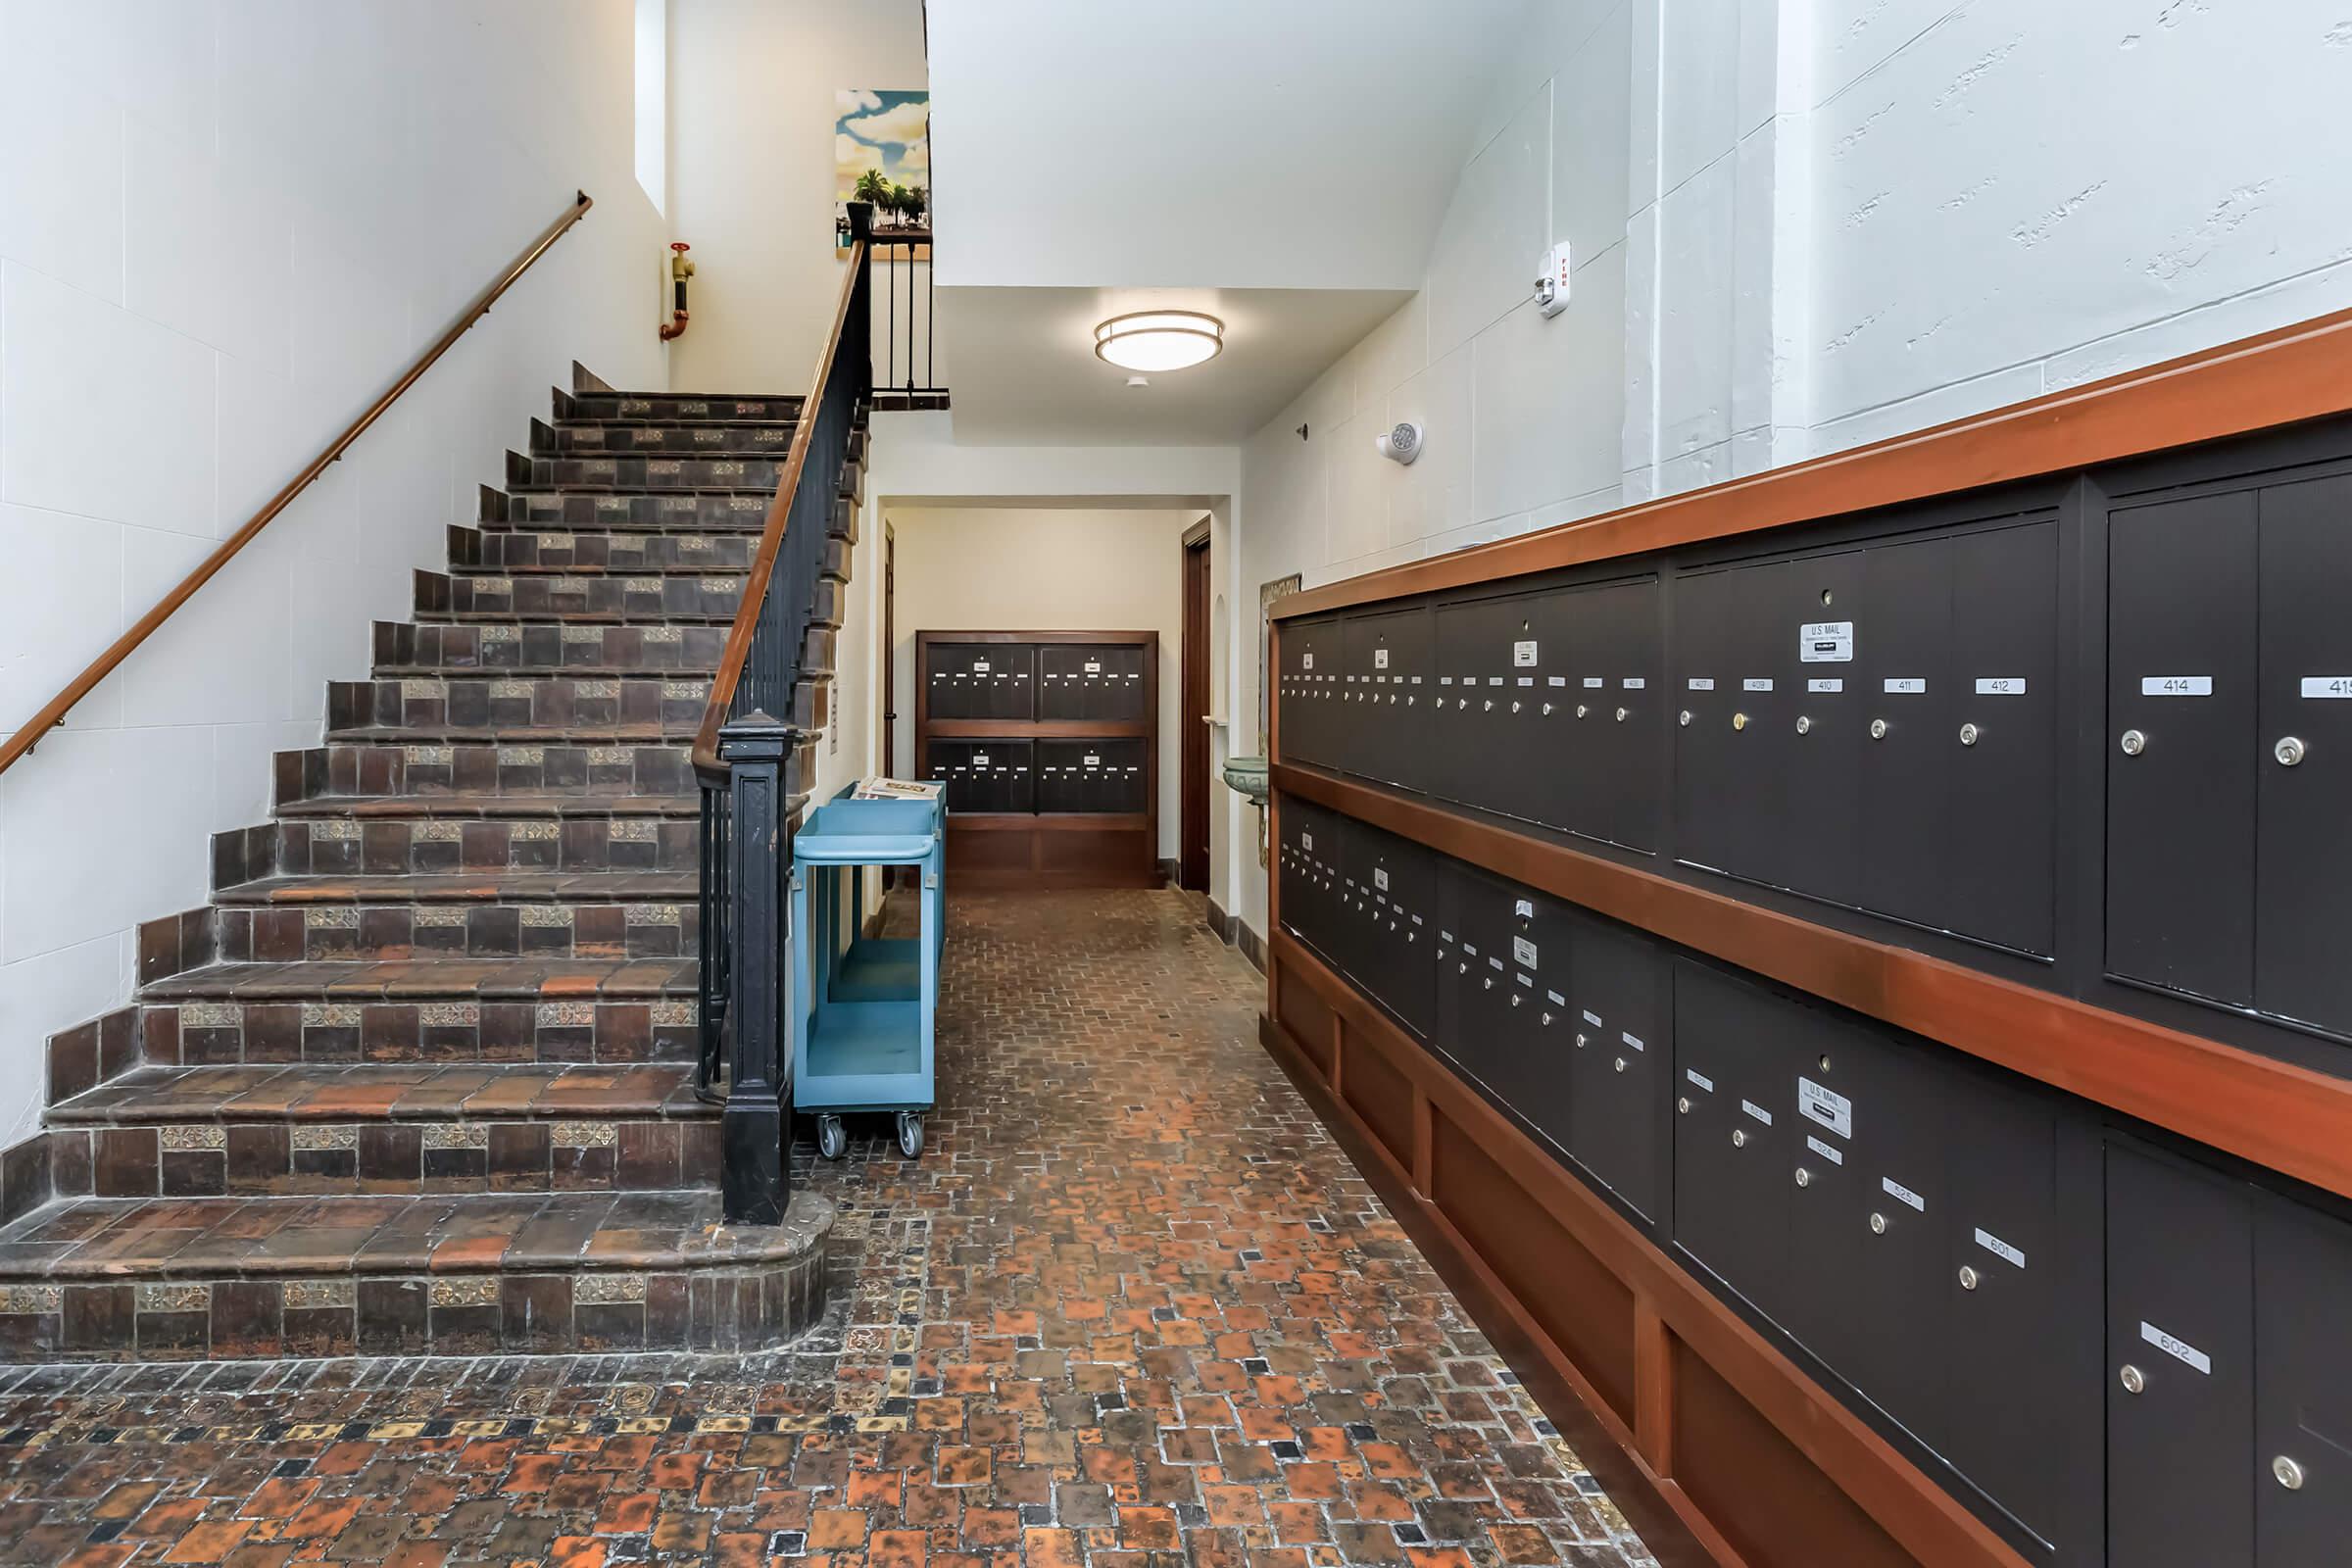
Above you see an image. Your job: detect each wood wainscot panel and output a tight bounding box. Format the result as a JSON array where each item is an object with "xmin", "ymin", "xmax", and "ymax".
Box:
[
  {"xmin": 1276, "ymin": 962, "xmax": 1337, "ymax": 1079},
  {"xmin": 1336, "ymin": 1016, "xmax": 1417, "ymax": 1174},
  {"xmin": 1670, "ymin": 1339, "xmax": 1916, "ymax": 1568},
  {"xmin": 1427, "ymin": 1106, "xmax": 1639, "ymax": 1426},
  {"xmin": 1265, "ymin": 928, "xmax": 2031, "ymax": 1568}
]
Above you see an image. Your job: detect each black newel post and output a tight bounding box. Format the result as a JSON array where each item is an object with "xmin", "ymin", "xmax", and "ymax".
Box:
[{"xmin": 718, "ymin": 711, "xmax": 797, "ymax": 1224}]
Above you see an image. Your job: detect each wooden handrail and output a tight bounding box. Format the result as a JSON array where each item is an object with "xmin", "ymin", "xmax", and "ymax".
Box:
[
  {"xmin": 691, "ymin": 236, "xmax": 870, "ymax": 778},
  {"xmin": 0, "ymin": 190, "xmax": 597, "ymax": 778}
]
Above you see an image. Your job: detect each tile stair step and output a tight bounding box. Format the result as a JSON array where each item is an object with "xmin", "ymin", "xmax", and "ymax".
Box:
[
  {"xmin": 447, "ymin": 523, "xmax": 760, "ymax": 572},
  {"xmin": 283, "ymin": 740, "xmax": 696, "ymax": 802},
  {"xmin": 141, "ymin": 956, "xmax": 698, "ymax": 1003},
  {"xmin": 53, "ymin": 1060, "xmax": 710, "ymax": 1125},
  {"xmin": 370, "ymin": 618, "xmax": 730, "ymax": 674},
  {"xmin": 415, "ymin": 566, "xmax": 745, "ymax": 621},
  {"xmin": 198, "ymin": 893, "xmax": 695, "ymax": 966},
  {"xmin": 213, "ymin": 869, "xmax": 699, "ymax": 906},
  {"xmin": 324, "ymin": 723, "xmax": 700, "ymax": 747},
  {"xmin": 0, "ymin": 1188, "xmax": 831, "ymax": 1358},
  {"xmin": 414, "ymin": 611, "xmax": 742, "ymax": 627},
  {"xmin": 531, "ymin": 416, "xmax": 798, "ymax": 458}
]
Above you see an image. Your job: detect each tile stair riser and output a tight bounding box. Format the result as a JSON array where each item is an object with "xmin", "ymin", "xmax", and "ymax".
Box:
[
  {"xmin": 0, "ymin": 1252, "xmax": 821, "ymax": 1361},
  {"xmin": 370, "ymin": 619, "xmax": 731, "ymax": 675},
  {"xmin": 559, "ymin": 391, "xmax": 803, "ymax": 422},
  {"xmin": 297, "ymin": 742, "xmax": 697, "ymax": 800},
  {"xmin": 532, "ymin": 419, "xmax": 799, "ymax": 458},
  {"xmin": 416, "ymin": 569, "xmax": 746, "ymax": 621},
  {"xmin": 55, "ymin": 1117, "xmax": 718, "ymax": 1200},
  {"xmin": 447, "ymin": 525, "xmax": 760, "ymax": 572},
  {"xmin": 326, "ymin": 675, "xmax": 711, "ymax": 735},
  {"xmin": 136, "ymin": 1000, "xmax": 699, "ymax": 1070},
  {"xmin": 506, "ymin": 451, "xmax": 787, "ymax": 493},
  {"xmin": 250, "ymin": 816, "xmax": 699, "ymax": 879},
  {"xmin": 206, "ymin": 902, "xmax": 698, "ymax": 964},
  {"xmin": 491, "ymin": 491, "xmax": 779, "ymax": 529}
]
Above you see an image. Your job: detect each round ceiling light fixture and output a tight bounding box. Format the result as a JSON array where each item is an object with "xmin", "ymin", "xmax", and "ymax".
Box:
[{"xmin": 1094, "ymin": 311, "xmax": 1223, "ymax": 371}]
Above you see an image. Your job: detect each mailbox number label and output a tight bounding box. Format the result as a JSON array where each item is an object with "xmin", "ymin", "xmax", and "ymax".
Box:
[
  {"xmin": 1882, "ymin": 1177, "xmax": 1926, "ymax": 1212},
  {"xmin": 2301, "ymin": 676, "xmax": 2352, "ymax": 698},
  {"xmin": 1685, "ymin": 1069, "xmax": 1715, "ymax": 1093},
  {"xmin": 2141, "ymin": 675, "xmax": 2212, "ymax": 696},
  {"xmin": 1808, "ymin": 678, "xmax": 1843, "ymax": 693},
  {"xmin": 1740, "ymin": 1100, "xmax": 1774, "ymax": 1126},
  {"xmin": 2139, "ymin": 1320, "xmax": 2213, "ymax": 1375},
  {"xmin": 1743, "ymin": 678, "xmax": 1775, "ymax": 692},
  {"xmin": 1806, "ymin": 1135, "xmax": 1844, "ymax": 1165},
  {"xmin": 1976, "ymin": 676, "xmax": 2028, "ymax": 696},
  {"xmin": 1974, "ymin": 1227, "xmax": 2027, "ymax": 1270},
  {"xmin": 1883, "ymin": 677, "xmax": 1928, "ymax": 695},
  {"xmin": 1688, "ymin": 677, "xmax": 1716, "ymax": 691}
]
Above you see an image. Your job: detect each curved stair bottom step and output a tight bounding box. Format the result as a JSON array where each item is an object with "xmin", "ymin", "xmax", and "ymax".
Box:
[{"xmin": 0, "ymin": 1188, "xmax": 832, "ymax": 1360}]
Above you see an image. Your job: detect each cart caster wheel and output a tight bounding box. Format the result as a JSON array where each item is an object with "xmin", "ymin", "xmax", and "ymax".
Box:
[
  {"xmin": 817, "ymin": 1115, "xmax": 846, "ymax": 1160},
  {"xmin": 897, "ymin": 1112, "xmax": 924, "ymax": 1158}
]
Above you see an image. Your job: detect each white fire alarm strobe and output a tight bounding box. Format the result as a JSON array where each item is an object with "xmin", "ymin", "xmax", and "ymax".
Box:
[{"xmin": 1535, "ymin": 241, "xmax": 1573, "ymax": 318}]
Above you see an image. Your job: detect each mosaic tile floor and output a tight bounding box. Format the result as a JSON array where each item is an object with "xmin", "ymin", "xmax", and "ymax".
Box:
[{"xmin": 0, "ymin": 888, "xmax": 1655, "ymax": 1568}]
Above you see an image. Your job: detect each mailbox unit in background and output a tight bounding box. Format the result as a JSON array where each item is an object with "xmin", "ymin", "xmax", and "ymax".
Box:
[
  {"xmin": 1277, "ymin": 614, "xmax": 1340, "ymax": 769},
  {"xmin": 915, "ymin": 630, "xmax": 1159, "ymax": 888},
  {"xmin": 1338, "ymin": 606, "xmax": 1433, "ymax": 790},
  {"xmin": 925, "ymin": 641, "xmax": 1035, "ymax": 720}
]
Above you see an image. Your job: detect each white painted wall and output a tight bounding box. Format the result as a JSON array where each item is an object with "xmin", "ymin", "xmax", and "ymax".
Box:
[
  {"xmin": 665, "ymin": 0, "xmax": 929, "ymax": 391},
  {"xmin": 0, "ymin": 0, "xmax": 669, "ymax": 1145},
  {"xmin": 1228, "ymin": 0, "xmax": 2352, "ymax": 937}
]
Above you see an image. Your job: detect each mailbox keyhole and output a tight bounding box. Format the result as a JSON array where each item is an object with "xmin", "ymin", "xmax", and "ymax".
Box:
[{"xmin": 1820, "ymin": 588, "xmax": 1835, "ymax": 607}]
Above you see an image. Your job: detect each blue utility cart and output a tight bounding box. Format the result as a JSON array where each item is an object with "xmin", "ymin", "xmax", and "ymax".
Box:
[{"xmin": 791, "ymin": 788, "xmax": 946, "ymax": 1157}]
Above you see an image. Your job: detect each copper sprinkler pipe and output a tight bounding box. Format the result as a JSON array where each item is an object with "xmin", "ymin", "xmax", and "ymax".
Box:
[{"xmin": 661, "ymin": 241, "xmax": 694, "ymax": 341}]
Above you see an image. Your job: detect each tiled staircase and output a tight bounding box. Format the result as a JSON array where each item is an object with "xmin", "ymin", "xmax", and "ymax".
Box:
[{"xmin": 0, "ymin": 368, "xmax": 859, "ymax": 1361}]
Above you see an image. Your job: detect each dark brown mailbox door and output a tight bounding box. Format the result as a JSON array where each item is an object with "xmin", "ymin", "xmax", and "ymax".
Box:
[
  {"xmin": 1854, "ymin": 535, "xmax": 1951, "ymax": 930},
  {"xmin": 2106, "ymin": 489, "xmax": 2258, "ymax": 1005},
  {"xmin": 2255, "ymin": 472, "xmax": 2352, "ymax": 1037},
  {"xmin": 2105, "ymin": 1141, "xmax": 2254, "ymax": 1568},
  {"xmin": 1778, "ymin": 549, "xmax": 1867, "ymax": 910},
  {"xmin": 1566, "ymin": 915, "xmax": 1663, "ymax": 1221},
  {"xmin": 1946, "ymin": 518, "xmax": 2059, "ymax": 956},
  {"xmin": 1671, "ymin": 963, "xmax": 1793, "ymax": 1329},
  {"xmin": 1555, "ymin": 575, "xmax": 1663, "ymax": 853},
  {"xmin": 2255, "ymin": 1196, "xmax": 2352, "ymax": 1565}
]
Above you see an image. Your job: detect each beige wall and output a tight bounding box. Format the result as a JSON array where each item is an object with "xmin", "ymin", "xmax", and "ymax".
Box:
[
  {"xmin": 886, "ymin": 507, "xmax": 1204, "ymax": 860},
  {"xmin": 665, "ymin": 0, "xmax": 930, "ymax": 391}
]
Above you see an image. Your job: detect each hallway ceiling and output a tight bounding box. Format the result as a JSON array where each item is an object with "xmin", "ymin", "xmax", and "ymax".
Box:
[
  {"xmin": 931, "ymin": 284, "xmax": 1412, "ymax": 445},
  {"xmin": 925, "ymin": 0, "xmax": 1532, "ymax": 291},
  {"xmin": 920, "ymin": 0, "xmax": 1526, "ymax": 445}
]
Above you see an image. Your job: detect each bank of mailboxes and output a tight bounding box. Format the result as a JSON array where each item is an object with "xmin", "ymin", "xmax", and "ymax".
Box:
[
  {"xmin": 926, "ymin": 643, "xmax": 1034, "ymax": 720},
  {"xmin": 926, "ymin": 739, "xmax": 1030, "ymax": 813},
  {"xmin": 1036, "ymin": 739, "xmax": 1146, "ymax": 814},
  {"xmin": 2105, "ymin": 469, "xmax": 2352, "ymax": 1040},
  {"xmin": 1039, "ymin": 645, "xmax": 1147, "ymax": 721},
  {"xmin": 1671, "ymin": 519, "xmax": 2058, "ymax": 956}
]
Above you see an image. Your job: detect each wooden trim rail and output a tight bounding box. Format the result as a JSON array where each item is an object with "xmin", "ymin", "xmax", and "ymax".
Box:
[
  {"xmin": 0, "ymin": 191, "xmax": 597, "ymax": 779},
  {"xmin": 691, "ymin": 234, "xmax": 870, "ymax": 779},
  {"xmin": 1271, "ymin": 301, "xmax": 2352, "ymax": 620}
]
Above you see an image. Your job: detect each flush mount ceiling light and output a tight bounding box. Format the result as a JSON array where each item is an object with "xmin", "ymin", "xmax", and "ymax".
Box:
[{"xmin": 1094, "ymin": 311, "xmax": 1223, "ymax": 371}]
